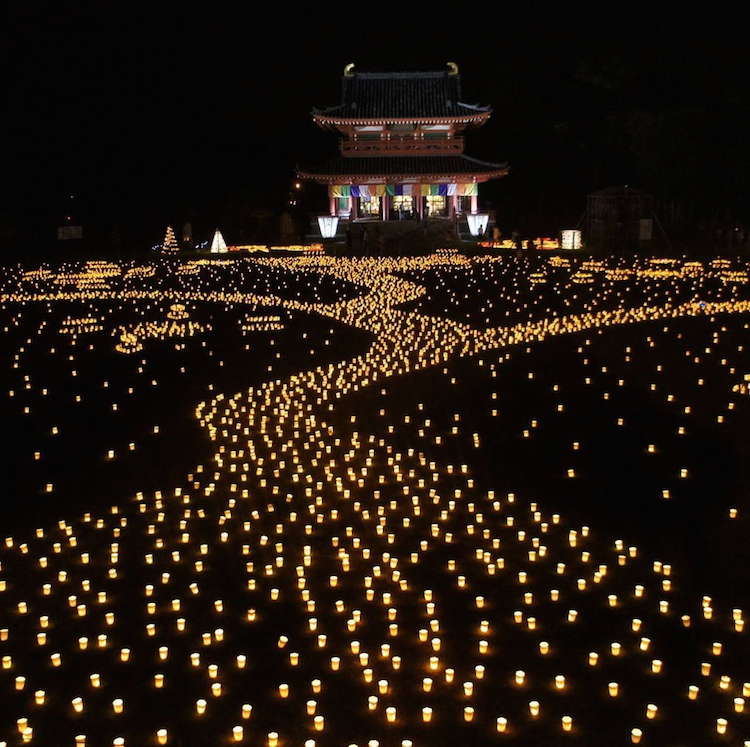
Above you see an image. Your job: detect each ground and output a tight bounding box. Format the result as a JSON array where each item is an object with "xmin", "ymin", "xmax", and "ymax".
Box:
[{"xmin": 0, "ymin": 252, "xmax": 749, "ymax": 746}]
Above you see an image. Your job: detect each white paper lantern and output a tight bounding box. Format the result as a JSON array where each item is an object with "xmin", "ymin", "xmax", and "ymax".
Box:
[
  {"xmin": 467, "ymin": 213, "xmax": 489, "ymax": 236},
  {"xmin": 317, "ymin": 216, "xmax": 339, "ymax": 239},
  {"xmin": 561, "ymin": 230, "xmax": 582, "ymax": 250}
]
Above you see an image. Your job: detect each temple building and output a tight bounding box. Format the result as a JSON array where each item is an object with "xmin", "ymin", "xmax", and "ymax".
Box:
[{"xmin": 297, "ymin": 63, "xmax": 508, "ymax": 231}]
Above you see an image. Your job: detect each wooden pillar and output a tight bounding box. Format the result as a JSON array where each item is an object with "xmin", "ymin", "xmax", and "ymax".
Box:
[
  {"xmin": 348, "ymin": 195, "xmax": 354, "ymax": 218},
  {"xmin": 470, "ymin": 194, "xmax": 478, "ymax": 214},
  {"xmin": 418, "ymin": 186, "xmax": 424, "ymax": 220},
  {"xmin": 329, "ymin": 193, "xmax": 337, "ymax": 217},
  {"xmin": 451, "ymin": 193, "xmax": 458, "ymax": 218},
  {"xmin": 383, "ymin": 191, "xmax": 389, "ymax": 221}
]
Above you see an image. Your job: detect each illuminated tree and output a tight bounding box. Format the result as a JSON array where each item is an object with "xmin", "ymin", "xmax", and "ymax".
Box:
[{"xmin": 161, "ymin": 226, "xmax": 178, "ymax": 253}]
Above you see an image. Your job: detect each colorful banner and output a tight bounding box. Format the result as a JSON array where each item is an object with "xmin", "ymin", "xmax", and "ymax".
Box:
[
  {"xmin": 331, "ymin": 183, "xmax": 478, "ymax": 198},
  {"xmin": 331, "ymin": 185, "xmax": 387, "ymax": 198},
  {"xmin": 386, "ymin": 185, "xmax": 413, "ymax": 196}
]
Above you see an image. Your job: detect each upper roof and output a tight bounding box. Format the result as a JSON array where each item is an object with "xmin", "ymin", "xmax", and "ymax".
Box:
[{"xmin": 313, "ymin": 65, "xmax": 491, "ymax": 123}]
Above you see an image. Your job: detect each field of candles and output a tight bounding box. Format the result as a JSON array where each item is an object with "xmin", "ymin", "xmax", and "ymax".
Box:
[{"xmin": 1, "ymin": 252, "xmax": 750, "ymax": 746}]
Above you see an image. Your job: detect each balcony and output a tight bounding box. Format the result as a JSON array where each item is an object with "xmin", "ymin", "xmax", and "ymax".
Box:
[{"xmin": 340, "ymin": 135, "xmax": 464, "ymax": 157}]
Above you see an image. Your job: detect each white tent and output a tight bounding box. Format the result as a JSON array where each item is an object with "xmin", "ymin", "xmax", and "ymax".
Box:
[{"xmin": 210, "ymin": 228, "xmax": 228, "ymax": 253}]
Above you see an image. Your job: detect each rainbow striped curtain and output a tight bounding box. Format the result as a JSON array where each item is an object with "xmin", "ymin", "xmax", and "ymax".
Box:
[
  {"xmin": 386, "ymin": 185, "xmax": 413, "ymax": 196},
  {"xmin": 330, "ymin": 183, "xmax": 478, "ymax": 198}
]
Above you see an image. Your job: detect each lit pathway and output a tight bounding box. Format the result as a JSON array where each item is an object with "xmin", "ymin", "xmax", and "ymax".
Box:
[{"xmin": 1, "ymin": 255, "xmax": 749, "ymax": 745}]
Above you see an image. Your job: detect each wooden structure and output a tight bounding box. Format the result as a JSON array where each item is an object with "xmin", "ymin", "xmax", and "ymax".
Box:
[{"xmin": 297, "ymin": 63, "xmax": 508, "ymax": 226}]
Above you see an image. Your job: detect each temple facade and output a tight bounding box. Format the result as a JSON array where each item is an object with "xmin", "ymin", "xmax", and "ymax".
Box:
[{"xmin": 297, "ymin": 63, "xmax": 508, "ymax": 228}]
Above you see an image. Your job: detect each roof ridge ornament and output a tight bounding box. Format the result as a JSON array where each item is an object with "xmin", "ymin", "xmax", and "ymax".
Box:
[
  {"xmin": 447, "ymin": 61, "xmax": 459, "ymax": 75},
  {"xmin": 344, "ymin": 63, "xmax": 355, "ymax": 77}
]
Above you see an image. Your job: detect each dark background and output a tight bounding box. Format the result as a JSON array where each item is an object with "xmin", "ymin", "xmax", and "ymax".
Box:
[{"xmin": 1, "ymin": 4, "xmax": 749, "ymax": 256}]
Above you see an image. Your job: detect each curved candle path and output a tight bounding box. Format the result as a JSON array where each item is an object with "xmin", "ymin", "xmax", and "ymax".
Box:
[{"xmin": 1, "ymin": 254, "xmax": 749, "ymax": 745}]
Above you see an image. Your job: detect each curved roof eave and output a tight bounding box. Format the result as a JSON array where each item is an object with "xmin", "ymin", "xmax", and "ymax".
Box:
[
  {"xmin": 312, "ymin": 112, "xmax": 492, "ymax": 127},
  {"xmin": 311, "ymin": 103, "xmax": 491, "ymax": 115},
  {"xmin": 296, "ymin": 168, "xmax": 509, "ymax": 183}
]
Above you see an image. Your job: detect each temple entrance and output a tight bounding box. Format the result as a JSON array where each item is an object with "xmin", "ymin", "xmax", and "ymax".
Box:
[
  {"xmin": 425, "ymin": 194, "xmax": 447, "ymax": 218},
  {"xmin": 358, "ymin": 196, "xmax": 381, "ymax": 217},
  {"xmin": 392, "ymin": 195, "xmax": 414, "ymax": 220}
]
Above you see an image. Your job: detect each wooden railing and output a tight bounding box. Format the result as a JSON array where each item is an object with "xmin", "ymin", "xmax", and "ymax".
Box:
[{"xmin": 340, "ymin": 136, "xmax": 464, "ymax": 156}]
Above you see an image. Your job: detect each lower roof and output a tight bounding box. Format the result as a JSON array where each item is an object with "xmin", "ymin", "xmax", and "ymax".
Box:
[{"xmin": 297, "ymin": 154, "xmax": 509, "ymax": 182}]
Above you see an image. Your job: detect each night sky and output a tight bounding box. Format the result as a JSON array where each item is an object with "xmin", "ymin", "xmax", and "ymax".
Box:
[{"xmin": 1, "ymin": 5, "xmax": 748, "ymax": 253}]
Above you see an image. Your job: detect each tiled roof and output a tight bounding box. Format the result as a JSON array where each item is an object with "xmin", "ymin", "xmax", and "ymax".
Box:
[
  {"xmin": 297, "ymin": 155, "xmax": 508, "ymax": 180},
  {"xmin": 313, "ymin": 71, "xmax": 490, "ymax": 121}
]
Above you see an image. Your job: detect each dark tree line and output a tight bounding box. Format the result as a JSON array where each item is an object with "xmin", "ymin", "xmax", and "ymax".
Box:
[{"xmin": 471, "ymin": 12, "xmax": 750, "ymax": 245}]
